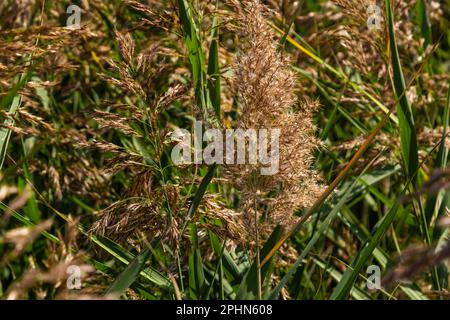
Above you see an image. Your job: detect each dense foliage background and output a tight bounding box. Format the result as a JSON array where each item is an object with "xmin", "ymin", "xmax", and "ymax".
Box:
[{"xmin": 0, "ymin": 0, "xmax": 449, "ymax": 300}]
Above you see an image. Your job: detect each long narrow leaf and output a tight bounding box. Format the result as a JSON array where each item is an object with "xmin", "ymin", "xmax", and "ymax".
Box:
[
  {"xmin": 386, "ymin": 0, "xmax": 419, "ymax": 180},
  {"xmin": 236, "ymin": 225, "xmax": 283, "ymax": 300},
  {"xmin": 105, "ymin": 248, "xmax": 152, "ymax": 297}
]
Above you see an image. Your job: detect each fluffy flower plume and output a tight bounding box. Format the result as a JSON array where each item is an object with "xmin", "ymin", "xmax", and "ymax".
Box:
[{"xmin": 228, "ymin": 0, "xmax": 324, "ymax": 236}]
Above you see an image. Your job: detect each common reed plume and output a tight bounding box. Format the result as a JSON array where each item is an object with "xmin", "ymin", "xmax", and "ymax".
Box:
[{"xmin": 228, "ymin": 0, "xmax": 323, "ymax": 237}]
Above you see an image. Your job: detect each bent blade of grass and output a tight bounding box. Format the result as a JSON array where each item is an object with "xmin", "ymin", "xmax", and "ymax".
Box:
[
  {"xmin": 0, "ymin": 201, "xmax": 59, "ymax": 243},
  {"xmin": 105, "ymin": 247, "xmax": 152, "ymax": 298},
  {"xmin": 89, "ymin": 235, "xmax": 173, "ymax": 291},
  {"xmin": 1, "ymin": 71, "xmax": 32, "ymax": 171},
  {"xmin": 0, "ymin": 96, "xmax": 21, "ymax": 171},
  {"xmin": 93, "ymin": 258, "xmax": 157, "ymax": 299}
]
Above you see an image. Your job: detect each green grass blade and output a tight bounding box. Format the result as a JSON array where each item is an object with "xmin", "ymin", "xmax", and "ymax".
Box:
[
  {"xmin": 436, "ymin": 86, "xmax": 450, "ymax": 169},
  {"xmin": 187, "ymin": 166, "xmax": 217, "ymax": 217},
  {"xmin": 312, "ymin": 257, "xmax": 372, "ymax": 300},
  {"xmin": 425, "ymin": 86, "xmax": 450, "ymax": 225},
  {"xmin": 427, "ymin": 86, "xmax": 450, "ymax": 290},
  {"xmin": 0, "ymin": 201, "xmax": 59, "ymax": 243},
  {"xmin": 0, "ymin": 70, "xmax": 32, "ymax": 171},
  {"xmin": 386, "ymin": 0, "xmax": 419, "ymax": 180},
  {"xmin": 185, "ymin": 164, "xmax": 216, "ymax": 299},
  {"xmin": 205, "ymin": 239, "xmax": 225, "ymax": 299},
  {"xmin": 399, "ymin": 284, "xmax": 429, "ymax": 300},
  {"xmin": 105, "ymin": 247, "xmax": 152, "ymax": 298},
  {"xmin": 188, "ymin": 224, "xmax": 207, "ymax": 299},
  {"xmin": 207, "ymin": 1, "xmax": 221, "ymax": 119},
  {"xmin": 178, "ymin": 0, "xmax": 214, "ymax": 121},
  {"xmin": 92, "ymin": 235, "xmax": 172, "ymax": 291},
  {"xmin": 236, "ymin": 225, "xmax": 283, "ymax": 300},
  {"xmin": 181, "ymin": 163, "xmax": 217, "ymax": 234},
  {"xmin": 209, "ymin": 230, "xmax": 242, "ymax": 281},
  {"xmin": 435, "ymin": 193, "xmax": 450, "ymax": 290},
  {"xmin": 0, "ymin": 96, "xmax": 21, "ymax": 171},
  {"xmin": 415, "ymin": 0, "xmax": 432, "ymax": 49}
]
